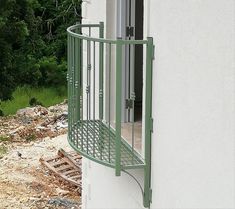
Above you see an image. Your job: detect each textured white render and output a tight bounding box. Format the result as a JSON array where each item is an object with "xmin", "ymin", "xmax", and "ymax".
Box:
[{"xmin": 82, "ymin": 0, "xmax": 235, "ymax": 209}]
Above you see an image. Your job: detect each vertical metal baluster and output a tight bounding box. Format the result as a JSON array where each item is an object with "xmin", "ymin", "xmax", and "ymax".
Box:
[
  {"xmin": 67, "ymin": 34, "xmax": 71, "ymax": 139},
  {"xmin": 77, "ymin": 27, "xmax": 83, "ymax": 151},
  {"xmin": 86, "ymin": 39, "xmax": 90, "ymax": 154},
  {"xmin": 75, "ymin": 28, "xmax": 81, "ymax": 117},
  {"xmin": 74, "ymin": 34, "xmax": 80, "ymax": 147},
  {"xmin": 86, "ymin": 41, "xmax": 89, "ymax": 153},
  {"xmin": 78, "ymin": 27, "xmax": 82, "ymax": 149},
  {"xmin": 81, "ymin": 33, "xmax": 84, "ymax": 151},
  {"xmin": 131, "ymin": 43, "xmax": 135, "ymax": 164},
  {"xmin": 72, "ymin": 37, "xmax": 76, "ymax": 144},
  {"xmin": 99, "ymin": 22, "xmax": 104, "ymax": 120},
  {"xmin": 86, "ymin": 27, "xmax": 92, "ymax": 154},
  {"xmin": 93, "ymin": 41, "xmax": 96, "ymax": 157},
  {"xmin": 69, "ymin": 37, "xmax": 74, "ymax": 143},
  {"xmin": 108, "ymin": 43, "xmax": 111, "ymax": 163},
  {"xmin": 69, "ymin": 35, "xmax": 72, "ymax": 130},
  {"xmin": 70, "ymin": 36, "xmax": 73, "ymax": 140},
  {"xmin": 89, "ymin": 26, "xmax": 91, "ymax": 38},
  {"xmin": 131, "ymin": 91, "xmax": 135, "ymax": 163},
  {"xmin": 99, "ymin": 22, "xmax": 104, "ymax": 160},
  {"xmin": 72, "ymin": 37, "xmax": 75, "ymax": 128},
  {"xmin": 88, "ymin": 27, "xmax": 91, "ymax": 121},
  {"xmin": 74, "ymin": 37, "xmax": 77, "ymax": 145},
  {"xmin": 115, "ymin": 38, "xmax": 122, "ymax": 176}
]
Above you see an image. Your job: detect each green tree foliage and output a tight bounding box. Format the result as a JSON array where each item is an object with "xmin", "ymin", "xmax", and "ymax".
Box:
[{"xmin": 0, "ymin": 0, "xmax": 81, "ymax": 101}]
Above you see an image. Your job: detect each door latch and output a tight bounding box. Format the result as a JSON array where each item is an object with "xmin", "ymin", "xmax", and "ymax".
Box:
[
  {"xmin": 126, "ymin": 26, "xmax": 134, "ymax": 37},
  {"xmin": 125, "ymin": 99, "xmax": 133, "ymax": 109}
]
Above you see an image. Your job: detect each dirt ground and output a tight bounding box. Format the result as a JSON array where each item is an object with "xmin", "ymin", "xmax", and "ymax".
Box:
[{"xmin": 0, "ymin": 135, "xmax": 81, "ymax": 209}]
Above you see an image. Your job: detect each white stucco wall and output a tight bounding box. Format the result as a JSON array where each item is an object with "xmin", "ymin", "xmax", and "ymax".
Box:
[
  {"xmin": 149, "ymin": 0, "xmax": 235, "ymax": 208},
  {"xmin": 82, "ymin": 0, "xmax": 235, "ymax": 209}
]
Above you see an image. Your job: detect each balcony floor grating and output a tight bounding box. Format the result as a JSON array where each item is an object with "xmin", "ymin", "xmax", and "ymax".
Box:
[{"xmin": 69, "ymin": 120, "xmax": 145, "ymax": 168}]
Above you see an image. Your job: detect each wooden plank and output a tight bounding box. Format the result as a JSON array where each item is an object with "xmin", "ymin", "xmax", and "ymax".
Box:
[
  {"xmin": 58, "ymin": 149, "xmax": 82, "ymax": 167},
  {"xmin": 39, "ymin": 150, "xmax": 82, "ymax": 192}
]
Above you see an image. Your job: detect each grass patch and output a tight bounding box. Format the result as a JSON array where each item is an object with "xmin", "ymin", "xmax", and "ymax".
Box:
[
  {"xmin": 0, "ymin": 136, "xmax": 10, "ymax": 142},
  {"xmin": 25, "ymin": 133, "xmax": 37, "ymax": 142},
  {"xmin": 0, "ymin": 146, "xmax": 7, "ymax": 158},
  {"xmin": 0, "ymin": 86, "xmax": 67, "ymax": 116}
]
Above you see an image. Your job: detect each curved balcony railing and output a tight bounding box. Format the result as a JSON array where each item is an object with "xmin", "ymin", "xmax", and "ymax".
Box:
[{"xmin": 67, "ymin": 22, "xmax": 153, "ymax": 207}]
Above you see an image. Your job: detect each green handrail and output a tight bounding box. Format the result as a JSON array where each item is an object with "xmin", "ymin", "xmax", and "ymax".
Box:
[{"xmin": 67, "ymin": 24, "xmax": 148, "ymax": 45}]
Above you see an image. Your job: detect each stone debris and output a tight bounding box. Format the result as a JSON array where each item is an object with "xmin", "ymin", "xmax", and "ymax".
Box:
[
  {"xmin": 48, "ymin": 198, "xmax": 81, "ymax": 208},
  {"xmin": 0, "ymin": 101, "xmax": 82, "ymax": 208},
  {"xmin": 0, "ymin": 100, "xmax": 68, "ymax": 142}
]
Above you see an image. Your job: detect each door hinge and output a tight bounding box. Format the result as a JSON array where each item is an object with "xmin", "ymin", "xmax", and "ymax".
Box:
[
  {"xmin": 126, "ymin": 26, "xmax": 134, "ymax": 37},
  {"xmin": 125, "ymin": 99, "xmax": 133, "ymax": 109}
]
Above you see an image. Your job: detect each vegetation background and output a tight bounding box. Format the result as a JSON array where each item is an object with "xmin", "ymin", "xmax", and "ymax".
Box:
[{"xmin": 0, "ymin": 0, "xmax": 81, "ymax": 115}]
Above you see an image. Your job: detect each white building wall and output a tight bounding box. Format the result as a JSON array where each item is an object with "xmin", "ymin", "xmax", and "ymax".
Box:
[
  {"xmin": 82, "ymin": 0, "xmax": 106, "ymax": 24},
  {"xmin": 149, "ymin": 0, "xmax": 235, "ymax": 208},
  {"xmin": 82, "ymin": 0, "xmax": 235, "ymax": 209}
]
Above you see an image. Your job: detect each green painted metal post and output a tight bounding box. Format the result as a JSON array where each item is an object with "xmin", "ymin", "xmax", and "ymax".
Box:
[
  {"xmin": 74, "ymin": 27, "xmax": 81, "ymax": 122},
  {"xmin": 143, "ymin": 37, "xmax": 154, "ymax": 208},
  {"xmin": 98, "ymin": 22, "xmax": 104, "ymax": 159},
  {"xmin": 115, "ymin": 38, "xmax": 122, "ymax": 176},
  {"xmin": 71, "ymin": 37, "xmax": 75, "ymax": 125},
  {"xmin": 80, "ymin": 32, "xmax": 84, "ymax": 151},
  {"xmin": 67, "ymin": 34, "xmax": 71, "ymax": 136},
  {"xmin": 99, "ymin": 22, "xmax": 104, "ymax": 120}
]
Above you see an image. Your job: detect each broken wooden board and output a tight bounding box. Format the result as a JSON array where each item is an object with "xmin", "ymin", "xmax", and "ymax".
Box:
[
  {"xmin": 58, "ymin": 148, "xmax": 82, "ymax": 168},
  {"xmin": 40, "ymin": 149, "xmax": 82, "ymax": 192}
]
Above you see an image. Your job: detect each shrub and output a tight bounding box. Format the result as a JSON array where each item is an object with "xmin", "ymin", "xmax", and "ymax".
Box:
[
  {"xmin": 0, "ymin": 109, "xmax": 4, "ymax": 116},
  {"xmin": 38, "ymin": 57, "xmax": 67, "ymax": 87},
  {"xmin": 29, "ymin": 97, "xmax": 43, "ymax": 106}
]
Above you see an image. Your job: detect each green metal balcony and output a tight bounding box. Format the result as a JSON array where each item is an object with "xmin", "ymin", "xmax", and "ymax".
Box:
[{"xmin": 67, "ymin": 22, "xmax": 153, "ymax": 208}]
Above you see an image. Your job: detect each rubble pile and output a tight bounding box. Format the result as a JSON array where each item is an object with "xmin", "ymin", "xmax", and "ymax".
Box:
[
  {"xmin": 0, "ymin": 135, "xmax": 81, "ymax": 209},
  {"xmin": 0, "ymin": 101, "xmax": 82, "ymax": 208},
  {"xmin": 0, "ymin": 100, "xmax": 68, "ymax": 142}
]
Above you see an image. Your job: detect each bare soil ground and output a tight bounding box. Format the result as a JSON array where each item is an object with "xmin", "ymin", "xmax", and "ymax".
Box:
[{"xmin": 0, "ymin": 135, "xmax": 81, "ymax": 209}]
